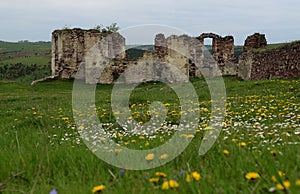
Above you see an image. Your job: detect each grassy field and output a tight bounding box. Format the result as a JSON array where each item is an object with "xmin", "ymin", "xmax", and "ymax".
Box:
[
  {"xmin": 0, "ymin": 41, "xmax": 51, "ymax": 54},
  {"xmin": 0, "ymin": 41, "xmax": 51, "ymax": 84},
  {"xmin": 0, "ymin": 77, "xmax": 299, "ymax": 193}
]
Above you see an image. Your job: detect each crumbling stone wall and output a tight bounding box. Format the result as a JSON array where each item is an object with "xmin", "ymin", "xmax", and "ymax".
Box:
[
  {"xmin": 197, "ymin": 33, "xmax": 236, "ymax": 75},
  {"xmin": 122, "ymin": 52, "xmax": 189, "ymax": 84},
  {"xmin": 117, "ymin": 35, "xmax": 194, "ymax": 84},
  {"xmin": 153, "ymin": 33, "xmax": 232, "ymax": 78},
  {"xmin": 238, "ymin": 41, "xmax": 300, "ymax": 80},
  {"xmin": 154, "ymin": 33, "xmax": 168, "ymax": 58},
  {"xmin": 49, "ymin": 28, "xmax": 300, "ymax": 84},
  {"xmin": 243, "ymin": 33, "xmax": 267, "ymax": 52},
  {"xmin": 51, "ymin": 28, "xmax": 125, "ymax": 82}
]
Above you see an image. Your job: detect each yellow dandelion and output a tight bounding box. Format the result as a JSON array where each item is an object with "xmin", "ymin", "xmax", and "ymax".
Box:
[
  {"xmin": 295, "ymin": 179, "xmax": 300, "ymax": 186},
  {"xmin": 238, "ymin": 142, "xmax": 247, "ymax": 147},
  {"xmin": 223, "ymin": 149, "xmax": 229, "ymax": 155},
  {"xmin": 145, "ymin": 153, "xmax": 154, "ymax": 161},
  {"xmin": 131, "ymin": 139, "xmax": 136, "ymax": 143},
  {"xmin": 278, "ymin": 171, "xmax": 285, "ymax": 177},
  {"xmin": 145, "ymin": 141, "xmax": 150, "ymax": 147},
  {"xmin": 33, "ymin": 112, "xmax": 37, "ymax": 115},
  {"xmin": 118, "ymin": 133, "xmax": 124, "ymax": 138},
  {"xmin": 92, "ymin": 184, "xmax": 105, "ymax": 193},
  {"xmin": 159, "ymin": 154, "xmax": 169, "ymax": 160},
  {"xmin": 61, "ymin": 117, "xmax": 69, "ymax": 121},
  {"xmin": 100, "ymin": 137, "xmax": 106, "ymax": 142},
  {"xmin": 271, "ymin": 171, "xmax": 286, "ymax": 182},
  {"xmin": 114, "ymin": 148, "xmax": 122, "ymax": 154},
  {"xmin": 164, "ymin": 103, "xmax": 170, "ymax": 107},
  {"xmin": 186, "ymin": 174, "xmax": 191, "ymax": 182},
  {"xmin": 191, "ymin": 171, "xmax": 201, "ymax": 181},
  {"xmin": 186, "ymin": 134, "xmax": 195, "ymax": 138},
  {"xmin": 78, "ymin": 125, "xmax": 84, "ymax": 130},
  {"xmin": 149, "ymin": 177, "xmax": 159, "ymax": 183},
  {"xmin": 276, "ymin": 181, "xmax": 290, "ymax": 190},
  {"xmin": 169, "ymin": 180, "xmax": 179, "ymax": 188},
  {"xmin": 245, "ymin": 172, "xmax": 260, "ymax": 180},
  {"xmin": 162, "ymin": 181, "xmax": 169, "ymax": 190},
  {"xmin": 155, "ymin": 172, "xmax": 167, "ymax": 178},
  {"xmin": 270, "ymin": 150, "xmax": 278, "ymax": 156}
]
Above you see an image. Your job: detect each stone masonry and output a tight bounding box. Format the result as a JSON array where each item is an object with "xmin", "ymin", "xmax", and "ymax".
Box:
[
  {"xmin": 238, "ymin": 40, "xmax": 300, "ymax": 80},
  {"xmin": 243, "ymin": 33, "xmax": 267, "ymax": 53},
  {"xmin": 51, "ymin": 28, "xmax": 125, "ymax": 82},
  {"xmin": 197, "ymin": 33, "xmax": 236, "ymax": 75},
  {"xmin": 48, "ymin": 29, "xmax": 300, "ymax": 84}
]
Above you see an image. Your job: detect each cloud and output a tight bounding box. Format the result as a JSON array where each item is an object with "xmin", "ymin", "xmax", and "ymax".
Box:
[{"xmin": 0, "ymin": 0, "xmax": 299, "ymax": 44}]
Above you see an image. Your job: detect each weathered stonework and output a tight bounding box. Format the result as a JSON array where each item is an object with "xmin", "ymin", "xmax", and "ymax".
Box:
[
  {"xmin": 47, "ymin": 28, "xmax": 300, "ymax": 85},
  {"xmin": 243, "ymin": 33, "xmax": 267, "ymax": 53},
  {"xmin": 50, "ymin": 30, "xmax": 238, "ymax": 84},
  {"xmin": 51, "ymin": 28, "xmax": 125, "ymax": 82},
  {"xmin": 154, "ymin": 33, "xmax": 168, "ymax": 58},
  {"xmin": 197, "ymin": 33, "xmax": 236, "ymax": 75},
  {"xmin": 238, "ymin": 40, "xmax": 300, "ymax": 80},
  {"xmin": 123, "ymin": 52, "xmax": 188, "ymax": 84}
]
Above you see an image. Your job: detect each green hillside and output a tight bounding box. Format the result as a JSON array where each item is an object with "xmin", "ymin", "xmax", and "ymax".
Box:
[
  {"xmin": 0, "ymin": 41, "xmax": 51, "ymax": 83},
  {"xmin": 0, "ymin": 40, "xmax": 51, "ymax": 54}
]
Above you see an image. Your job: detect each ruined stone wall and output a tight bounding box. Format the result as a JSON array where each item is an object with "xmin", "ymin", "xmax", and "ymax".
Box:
[
  {"xmin": 238, "ymin": 41, "xmax": 300, "ymax": 80},
  {"xmin": 197, "ymin": 33, "xmax": 236, "ymax": 75},
  {"xmin": 165, "ymin": 35, "xmax": 191, "ymax": 77},
  {"xmin": 49, "ymin": 28, "xmax": 300, "ymax": 84},
  {"xmin": 152, "ymin": 33, "xmax": 237, "ymax": 79},
  {"xmin": 51, "ymin": 28, "xmax": 125, "ymax": 83},
  {"xmin": 154, "ymin": 33, "xmax": 168, "ymax": 58},
  {"xmin": 120, "ymin": 35, "xmax": 194, "ymax": 84},
  {"xmin": 243, "ymin": 33, "xmax": 267, "ymax": 53},
  {"xmin": 122, "ymin": 52, "xmax": 188, "ymax": 84}
]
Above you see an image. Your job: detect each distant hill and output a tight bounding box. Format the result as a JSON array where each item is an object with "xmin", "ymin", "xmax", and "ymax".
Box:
[
  {"xmin": 0, "ymin": 41, "xmax": 51, "ymax": 83},
  {"xmin": 0, "ymin": 41, "xmax": 51, "ymax": 54}
]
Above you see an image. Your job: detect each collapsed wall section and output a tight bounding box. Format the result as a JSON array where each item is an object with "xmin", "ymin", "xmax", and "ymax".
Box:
[
  {"xmin": 243, "ymin": 33, "xmax": 267, "ymax": 53},
  {"xmin": 51, "ymin": 28, "xmax": 125, "ymax": 83},
  {"xmin": 238, "ymin": 39, "xmax": 300, "ymax": 80},
  {"xmin": 197, "ymin": 33, "xmax": 236, "ymax": 75}
]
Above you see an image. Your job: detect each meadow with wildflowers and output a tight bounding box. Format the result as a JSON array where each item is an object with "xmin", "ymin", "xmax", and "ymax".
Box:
[{"xmin": 0, "ymin": 77, "xmax": 299, "ymax": 193}]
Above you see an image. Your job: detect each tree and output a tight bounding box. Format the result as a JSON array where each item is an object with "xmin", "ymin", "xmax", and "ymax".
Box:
[
  {"xmin": 94, "ymin": 23, "xmax": 120, "ymax": 33},
  {"xmin": 105, "ymin": 23, "xmax": 119, "ymax": 32},
  {"xmin": 94, "ymin": 24, "xmax": 103, "ymax": 31}
]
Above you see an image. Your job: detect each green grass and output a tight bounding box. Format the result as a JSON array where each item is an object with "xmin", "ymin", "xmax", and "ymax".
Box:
[
  {"xmin": 0, "ymin": 41, "xmax": 51, "ymax": 84},
  {"xmin": 0, "ymin": 56, "xmax": 50, "ymax": 66},
  {"xmin": 252, "ymin": 41, "xmax": 300, "ymax": 53},
  {"xmin": 0, "ymin": 41, "xmax": 51, "ymax": 54},
  {"xmin": 0, "ymin": 77, "xmax": 299, "ymax": 193}
]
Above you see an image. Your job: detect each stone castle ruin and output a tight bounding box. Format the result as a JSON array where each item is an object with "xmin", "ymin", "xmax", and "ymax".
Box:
[
  {"xmin": 238, "ymin": 33, "xmax": 300, "ymax": 80},
  {"xmin": 37, "ymin": 28, "xmax": 299, "ymax": 85},
  {"xmin": 51, "ymin": 28, "xmax": 126, "ymax": 81}
]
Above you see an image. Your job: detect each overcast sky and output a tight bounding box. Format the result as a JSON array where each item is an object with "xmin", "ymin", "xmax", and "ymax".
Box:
[{"xmin": 1, "ymin": 0, "xmax": 299, "ymax": 45}]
